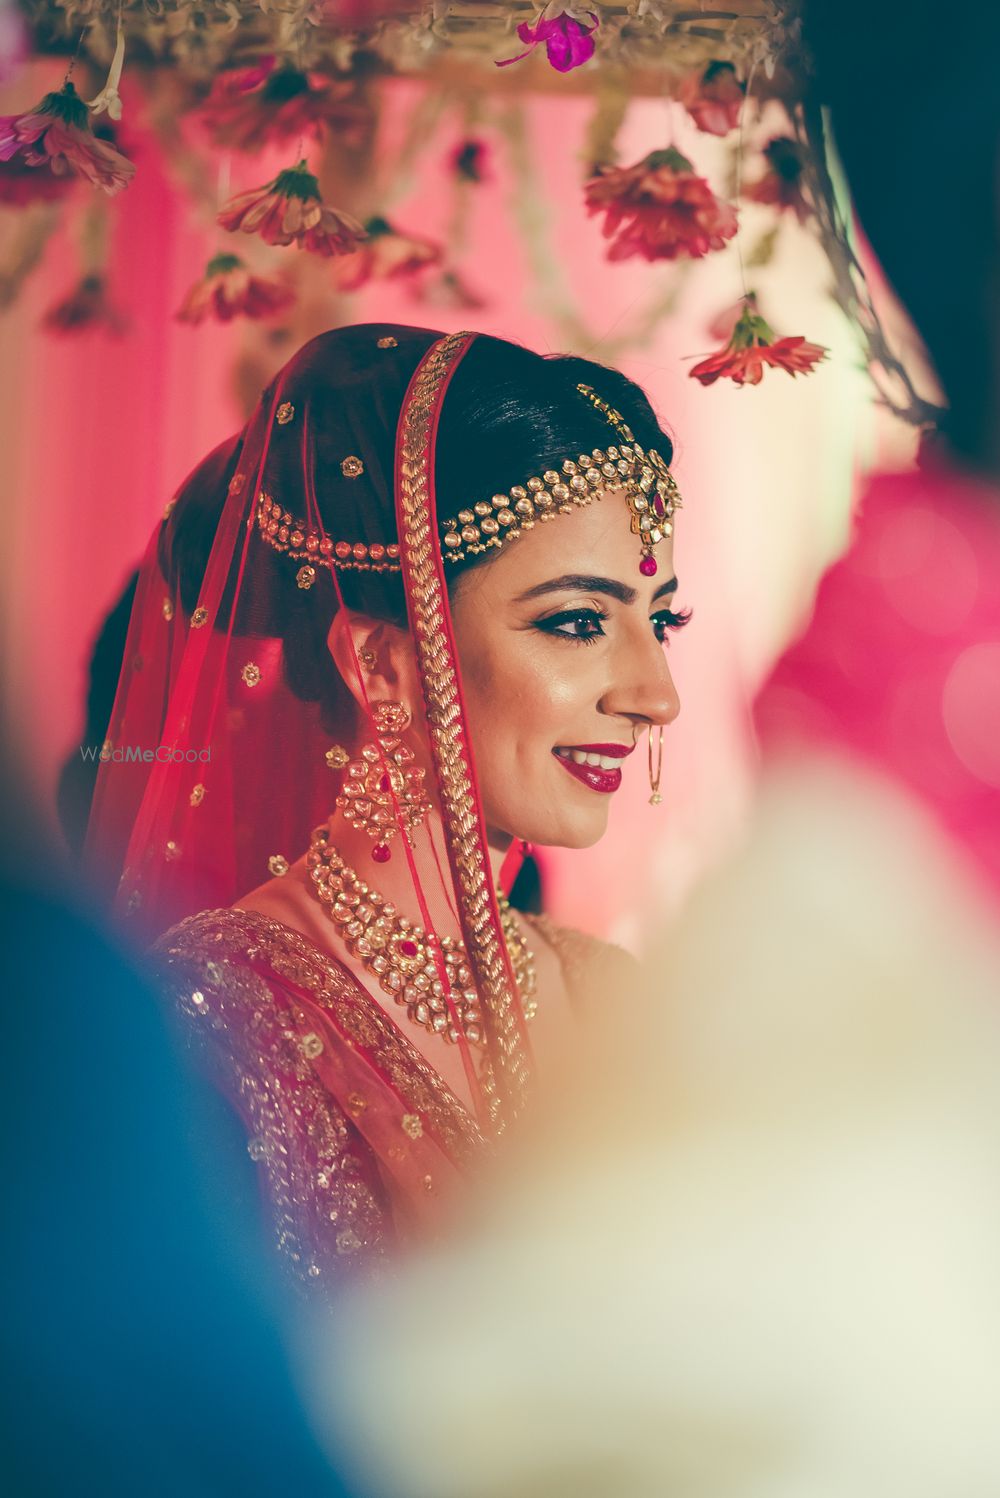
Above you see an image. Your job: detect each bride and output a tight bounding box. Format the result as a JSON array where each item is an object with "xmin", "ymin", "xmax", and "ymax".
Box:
[{"xmin": 84, "ymin": 324, "xmax": 687, "ymax": 1290}]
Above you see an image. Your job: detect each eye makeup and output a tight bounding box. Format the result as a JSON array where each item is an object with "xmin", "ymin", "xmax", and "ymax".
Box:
[{"xmin": 533, "ymin": 605, "xmax": 691, "ymax": 646}]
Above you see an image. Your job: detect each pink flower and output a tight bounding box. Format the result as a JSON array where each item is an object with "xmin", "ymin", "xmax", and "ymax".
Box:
[
  {"xmin": 176, "ymin": 253, "xmax": 295, "ymax": 325},
  {"xmin": 0, "ymin": 82, "xmax": 135, "ymax": 194},
  {"xmin": 585, "ymin": 146, "xmax": 738, "ymax": 262},
  {"xmin": 201, "ymin": 58, "xmax": 368, "ymax": 154},
  {"xmin": 218, "ymin": 161, "xmax": 367, "ymax": 257},
  {"xmin": 42, "ymin": 274, "xmax": 127, "ymax": 336},
  {"xmin": 497, "ymin": 5, "xmax": 598, "ymax": 73},
  {"xmin": 677, "ymin": 60, "xmax": 745, "ymax": 137},
  {"xmin": 690, "ymin": 300, "xmax": 826, "ymax": 386},
  {"xmin": 333, "ymin": 216, "xmax": 444, "ymax": 291},
  {"xmin": 744, "ymin": 136, "xmax": 811, "ymax": 223}
]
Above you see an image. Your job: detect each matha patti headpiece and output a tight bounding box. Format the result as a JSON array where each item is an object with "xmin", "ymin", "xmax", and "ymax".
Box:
[{"xmin": 255, "ymin": 378, "xmax": 681, "ymax": 580}]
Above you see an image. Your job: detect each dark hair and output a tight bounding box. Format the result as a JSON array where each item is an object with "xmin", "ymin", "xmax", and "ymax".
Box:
[
  {"xmin": 164, "ymin": 332, "xmax": 673, "ymax": 734},
  {"xmin": 278, "ymin": 334, "xmax": 673, "ymax": 730},
  {"xmin": 803, "ymin": 0, "xmax": 1000, "ymax": 466}
]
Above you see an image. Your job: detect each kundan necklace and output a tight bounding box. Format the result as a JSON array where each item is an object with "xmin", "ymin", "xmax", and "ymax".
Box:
[{"xmin": 306, "ymin": 824, "xmax": 537, "ymax": 1048}]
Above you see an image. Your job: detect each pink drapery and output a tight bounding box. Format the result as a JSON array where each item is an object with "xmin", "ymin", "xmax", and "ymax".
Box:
[{"xmin": 0, "ymin": 63, "xmax": 869, "ymax": 941}]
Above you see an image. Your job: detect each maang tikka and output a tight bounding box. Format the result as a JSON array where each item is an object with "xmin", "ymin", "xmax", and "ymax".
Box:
[{"xmin": 332, "ymin": 700, "xmax": 431, "ymax": 863}]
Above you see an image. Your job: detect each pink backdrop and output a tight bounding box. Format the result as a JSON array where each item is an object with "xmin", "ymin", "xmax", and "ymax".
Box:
[{"xmin": 1, "ymin": 61, "xmax": 878, "ymax": 942}]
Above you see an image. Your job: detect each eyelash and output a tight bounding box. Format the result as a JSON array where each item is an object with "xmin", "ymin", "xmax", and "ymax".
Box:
[{"xmin": 535, "ymin": 606, "xmax": 692, "ymax": 646}]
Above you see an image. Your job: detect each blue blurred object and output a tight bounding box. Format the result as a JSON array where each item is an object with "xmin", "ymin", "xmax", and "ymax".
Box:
[{"xmin": 0, "ymin": 751, "xmax": 358, "ymax": 1496}]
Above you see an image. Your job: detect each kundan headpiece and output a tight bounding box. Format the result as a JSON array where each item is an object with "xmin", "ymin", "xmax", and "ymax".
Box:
[{"xmin": 256, "ymin": 366, "xmax": 682, "ymax": 581}]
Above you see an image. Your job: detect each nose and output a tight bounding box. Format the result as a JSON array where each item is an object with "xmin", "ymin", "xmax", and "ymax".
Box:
[{"xmin": 601, "ymin": 626, "xmax": 681, "ymax": 732}]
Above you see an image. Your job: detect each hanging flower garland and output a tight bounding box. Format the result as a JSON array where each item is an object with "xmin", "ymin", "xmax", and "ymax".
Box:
[
  {"xmin": 743, "ymin": 135, "xmax": 810, "ymax": 223},
  {"xmin": 333, "ymin": 214, "xmax": 444, "ymax": 291},
  {"xmin": 42, "ymin": 272, "xmax": 128, "ymax": 336},
  {"xmin": 200, "ymin": 57, "xmax": 369, "ymax": 154},
  {"xmin": 0, "ymin": 81, "xmax": 135, "ymax": 195},
  {"xmin": 585, "ymin": 146, "xmax": 738, "ymax": 261},
  {"xmin": 677, "ymin": 60, "xmax": 745, "ymax": 137},
  {"xmin": 497, "ymin": 6, "xmax": 599, "ymax": 73},
  {"xmin": 673, "ymin": 60, "xmax": 827, "ymax": 389},
  {"xmin": 218, "ymin": 160, "xmax": 367, "ymax": 255},
  {"xmin": 691, "ymin": 295, "xmax": 826, "ymax": 386},
  {"xmin": 176, "ymin": 252, "xmax": 295, "ymax": 324}
]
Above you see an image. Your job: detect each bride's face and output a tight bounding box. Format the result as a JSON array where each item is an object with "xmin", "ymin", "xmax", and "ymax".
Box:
[{"xmin": 449, "ymin": 492, "xmax": 685, "ymax": 850}]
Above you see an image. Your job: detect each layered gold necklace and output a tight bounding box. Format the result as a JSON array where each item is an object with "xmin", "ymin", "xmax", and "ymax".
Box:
[{"xmin": 306, "ymin": 824, "xmax": 537, "ymax": 1049}]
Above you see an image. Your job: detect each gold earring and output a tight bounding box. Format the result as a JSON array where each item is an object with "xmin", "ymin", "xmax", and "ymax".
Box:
[
  {"xmin": 335, "ymin": 699, "xmax": 431, "ymax": 862},
  {"xmin": 647, "ymin": 724, "xmax": 663, "ymax": 806}
]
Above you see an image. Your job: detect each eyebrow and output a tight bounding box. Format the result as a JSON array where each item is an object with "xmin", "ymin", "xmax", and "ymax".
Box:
[{"xmin": 514, "ymin": 572, "xmax": 679, "ymax": 606}]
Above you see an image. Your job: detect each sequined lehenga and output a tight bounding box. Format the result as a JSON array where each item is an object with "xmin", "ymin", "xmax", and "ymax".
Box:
[{"xmin": 84, "ymin": 323, "xmax": 671, "ymax": 1290}]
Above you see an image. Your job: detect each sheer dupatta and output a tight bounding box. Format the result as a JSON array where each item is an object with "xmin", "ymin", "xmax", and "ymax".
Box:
[{"xmin": 84, "ymin": 325, "xmax": 533, "ymax": 1153}]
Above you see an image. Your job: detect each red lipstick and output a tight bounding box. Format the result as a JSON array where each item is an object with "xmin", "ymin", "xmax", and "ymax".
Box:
[
  {"xmin": 555, "ymin": 758, "xmax": 622, "ymax": 794},
  {"xmin": 552, "ymin": 747, "xmax": 630, "ymax": 795}
]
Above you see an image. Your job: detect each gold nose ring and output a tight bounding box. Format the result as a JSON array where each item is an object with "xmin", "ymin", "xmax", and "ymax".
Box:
[{"xmin": 647, "ymin": 724, "xmax": 664, "ymax": 806}]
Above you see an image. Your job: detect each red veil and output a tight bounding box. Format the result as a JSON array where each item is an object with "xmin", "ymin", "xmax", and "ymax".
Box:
[{"xmin": 84, "ymin": 325, "xmax": 532, "ymax": 1140}]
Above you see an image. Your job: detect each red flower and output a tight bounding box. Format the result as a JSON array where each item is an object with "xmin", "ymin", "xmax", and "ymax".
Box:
[
  {"xmin": 744, "ymin": 136, "xmax": 811, "ymax": 223},
  {"xmin": 201, "ymin": 58, "xmax": 368, "ymax": 154},
  {"xmin": 690, "ymin": 300, "xmax": 826, "ymax": 386},
  {"xmin": 677, "ymin": 60, "xmax": 745, "ymax": 137},
  {"xmin": 497, "ymin": 5, "xmax": 598, "ymax": 73},
  {"xmin": 0, "ymin": 82, "xmax": 135, "ymax": 194},
  {"xmin": 218, "ymin": 161, "xmax": 367, "ymax": 257},
  {"xmin": 585, "ymin": 146, "xmax": 738, "ymax": 262},
  {"xmin": 176, "ymin": 253, "xmax": 295, "ymax": 325},
  {"xmin": 333, "ymin": 216, "xmax": 444, "ymax": 291},
  {"xmin": 42, "ymin": 274, "xmax": 127, "ymax": 336}
]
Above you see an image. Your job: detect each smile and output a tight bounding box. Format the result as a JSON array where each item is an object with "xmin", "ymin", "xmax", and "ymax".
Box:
[{"xmin": 553, "ymin": 743, "xmax": 633, "ymax": 795}]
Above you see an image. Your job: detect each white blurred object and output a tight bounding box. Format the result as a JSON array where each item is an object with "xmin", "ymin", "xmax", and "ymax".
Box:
[{"xmin": 311, "ymin": 758, "xmax": 1000, "ymax": 1498}]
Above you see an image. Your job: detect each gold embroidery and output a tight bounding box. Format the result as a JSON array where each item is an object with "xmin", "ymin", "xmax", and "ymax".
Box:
[
  {"xmin": 191, "ymin": 607, "xmax": 208, "ymax": 629},
  {"xmin": 395, "ymin": 332, "xmax": 532, "ymax": 1128},
  {"xmin": 155, "ymin": 908, "xmax": 484, "ymax": 1163},
  {"xmin": 341, "ymin": 455, "xmax": 364, "ymax": 478},
  {"xmin": 190, "ymin": 783, "xmax": 205, "ymax": 807},
  {"xmin": 326, "ymin": 745, "xmax": 349, "ymax": 769},
  {"xmin": 276, "ymin": 402, "xmax": 294, "ymax": 425},
  {"xmin": 150, "ymin": 915, "xmax": 394, "ymax": 1287},
  {"xmin": 162, "ymin": 597, "xmax": 174, "ymax": 621},
  {"xmin": 268, "ymin": 854, "xmax": 289, "ymax": 876},
  {"xmin": 377, "ymin": 336, "xmax": 398, "ymax": 348},
  {"xmin": 401, "ymin": 1113, "xmax": 423, "ymax": 1140},
  {"xmin": 241, "ymin": 663, "xmax": 261, "ymax": 687},
  {"xmin": 228, "ymin": 472, "xmax": 246, "ymax": 496},
  {"xmin": 296, "ymin": 565, "xmax": 316, "ymax": 590}
]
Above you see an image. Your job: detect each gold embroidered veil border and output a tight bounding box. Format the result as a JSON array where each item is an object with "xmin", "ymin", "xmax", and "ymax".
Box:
[{"xmin": 394, "ymin": 332, "xmax": 534, "ymax": 1127}]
